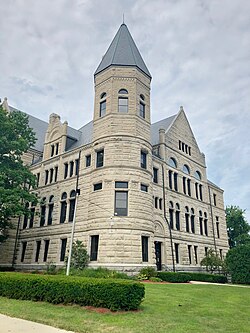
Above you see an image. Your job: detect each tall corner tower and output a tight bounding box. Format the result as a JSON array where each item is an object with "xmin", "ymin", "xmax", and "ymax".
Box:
[{"xmin": 89, "ymin": 23, "xmax": 155, "ymax": 271}]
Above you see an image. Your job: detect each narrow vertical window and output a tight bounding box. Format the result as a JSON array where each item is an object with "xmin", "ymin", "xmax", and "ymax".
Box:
[
  {"xmin": 96, "ymin": 149, "xmax": 104, "ymax": 168},
  {"xmin": 191, "ymin": 208, "xmax": 195, "ymax": 233},
  {"xmin": 55, "ymin": 142, "xmax": 59, "ymax": 155},
  {"xmin": 43, "ymin": 240, "xmax": 50, "ymax": 262},
  {"xmin": 118, "ymin": 97, "xmax": 128, "ymax": 113},
  {"xmin": 21, "ymin": 241, "xmax": 27, "ymax": 262},
  {"xmin": 64, "ymin": 163, "xmax": 68, "ymax": 179},
  {"xmin": 174, "ymin": 173, "xmax": 178, "ymax": 191},
  {"xmin": 153, "ymin": 167, "xmax": 158, "ymax": 183},
  {"xmin": 90, "ymin": 235, "xmax": 99, "ymax": 261},
  {"xmin": 68, "ymin": 190, "xmax": 76, "ymax": 222},
  {"xmin": 54, "ymin": 166, "xmax": 58, "ymax": 182},
  {"xmin": 115, "ymin": 191, "xmax": 128, "ymax": 216},
  {"xmin": 188, "ymin": 245, "xmax": 192, "ymax": 264},
  {"xmin": 36, "ymin": 173, "xmax": 40, "ymax": 187},
  {"xmin": 205, "ymin": 247, "xmax": 208, "ymax": 256},
  {"xmin": 29, "ymin": 202, "xmax": 36, "ymax": 228},
  {"xmin": 60, "ymin": 192, "xmax": 67, "ymax": 224},
  {"xmin": 194, "ymin": 246, "xmax": 198, "ymax": 264},
  {"xmin": 174, "ymin": 243, "xmax": 179, "ymax": 264},
  {"xmin": 141, "ymin": 236, "xmax": 149, "ymax": 262},
  {"xmin": 154, "ymin": 197, "xmax": 158, "ymax": 209},
  {"xmin": 204, "ymin": 213, "xmax": 208, "ymax": 236},
  {"xmin": 159, "ymin": 199, "xmax": 162, "ymax": 210},
  {"xmin": 75, "ymin": 159, "xmax": 79, "ymax": 176},
  {"xmin": 187, "ymin": 179, "xmax": 191, "ymax": 196},
  {"xmin": 86, "ymin": 154, "xmax": 91, "ymax": 167},
  {"xmin": 23, "ymin": 202, "xmax": 29, "ymax": 229},
  {"xmin": 169, "ymin": 202, "xmax": 174, "ymax": 229},
  {"xmin": 175, "ymin": 203, "xmax": 180, "ymax": 230},
  {"xmin": 51, "ymin": 144, "xmax": 55, "ymax": 157},
  {"xmin": 141, "ymin": 150, "xmax": 147, "ymax": 169},
  {"xmin": 185, "ymin": 207, "xmax": 189, "ymax": 232},
  {"xmin": 49, "ymin": 168, "xmax": 54, "ymax": 183},
  {"xmin": 35, "ymin": 240, "xmax": 41, "ymax": 262},
  {"xmin": 140, "ymin": 101, "xmax": 145, "ymax": 118},
  {"xmin": 100, "ymin": 100, "xmax": 106, "ymax": 117},
  {"xmin": 219, "ymin": 249, "xmax": 223, "ymax": 259},
  {"xmin": 183, "ymin": 177, "xmax": 186, "ymax": 194},
  {"xmin": 45, "ymin": 170, "xmax": 49, "ymax": 185},
  {"xmin": 168, "ymin": 170, "xmax": 173, "ymax": 189},
  {"xmin": 213, "ymin": 194, "xmax": 217, "ymax": 206},
  {"xmin": 216, "ymin": 221, "xmax": 220, "ymax": 238},
  {"xmin": 199, "ymin": 184, "xmax": 203, "ymax": 201},
  {"xmin": 69, "ymin": 161, "xmax": 74, "ymax": 177},
  {"xmin": 199, "ymin": 211, "xmax": 203, "ymax": 235},
  {"xmin": 60, "ymin": 238, "xmax": 67, "ymax": 262},
  {"xmin": 40, "ymin": 198, "xmax": 46, "ymax": 227},
  {"xmin": 47, "ymin": 195, "xmax": 54, "ymax": 225},
  {"xmin": 195, "ymin": 183, "xmax": 199, "ymax": 199}
]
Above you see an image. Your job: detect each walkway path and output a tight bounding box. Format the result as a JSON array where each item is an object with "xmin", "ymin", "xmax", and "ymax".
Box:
[{"xmin": 0, "ymin": 314, "xmax": 75, "ymax": 333}]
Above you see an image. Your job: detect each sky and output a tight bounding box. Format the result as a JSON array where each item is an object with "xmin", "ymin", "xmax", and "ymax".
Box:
[{"xmin": 1, "ymin": 0, "xmax": 249, "ymax": 222}]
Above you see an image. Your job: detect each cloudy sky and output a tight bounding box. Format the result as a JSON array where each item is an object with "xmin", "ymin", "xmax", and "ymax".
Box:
[{"xmin": 1, "ymin": 0, "xmax": 249, "ymax": 222}]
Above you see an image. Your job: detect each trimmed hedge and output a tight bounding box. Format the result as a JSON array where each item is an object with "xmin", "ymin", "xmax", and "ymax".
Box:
[
  {"xmin": 0, "ymin": 273, "xmax": 144, "ymax": 311},
  {"xmin": 156, "ymin": 272, "xmax": 227, "ymax": 283},
  {"xmin": 157, "ymin": 272, "xmax": 191, "ymax": 283}
]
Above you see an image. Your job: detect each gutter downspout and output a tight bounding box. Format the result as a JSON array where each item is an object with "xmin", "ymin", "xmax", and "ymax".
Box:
[{"xmin": 208, "ymin": 185, "xmax": 217, "ymax": 255}]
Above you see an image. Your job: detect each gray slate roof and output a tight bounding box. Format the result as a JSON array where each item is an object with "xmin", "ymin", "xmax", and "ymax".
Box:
[
  {"xmin": 151, "ymin": 114, "xmax": 177, "ymax": 145},
  {"xmin": 94, "ymin": 24, "xmax": 151, "ymax": 78}
]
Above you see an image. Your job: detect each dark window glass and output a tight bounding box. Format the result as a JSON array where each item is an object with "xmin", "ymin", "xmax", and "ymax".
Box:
[
  {"xmin": 169, "ymin": 208, "xmax": 174, "ymax": 229},
  {"xmin": 188, "ymin": 147, "xmax": 191, "ymax": 155},
  {"xmin": 75, "ymin": 159, "xmax": 79, "ymax": 176},
  {"xmin": 55, "ymin": 142, "xmax": 59, "ymax": 155},
  {"xmin": 183, "ymin": 164, "xmax": 190, "ymax": 174},
  {"xmin": 182, "ymin": 142, "xmax": 185, "ymax": 152},
  {"xmin": 159, "ymin": 199, "xmax": 162, "ymax": 210},
  {"xmin": 205, "ymin": 247, "xmax": 208, "ymax": 256},
  {"xmin": 100, "ymin": 100, "xmax": 106, "ymax": 117},
  {"xmin": 195, "ymin": 170, "xmax": 201, "ymax": 180},
  {"xmin": 185, "ymin": 211, "xmax": 190, "ymax": 232},
  {"xmin": 43, "ymin": 240, "xmax": 50, "ymax": 262},
  {"xmin": 29, "ymin": 207, "xmax": 35, "ymax": 228},
  {"xmin": 213, "ymin": 194, "xmax": 217, "ymax": 206},
  {"xmin": 35, "ymin": 240, "xmax": 41, "ymax": 262},
  {"xmin": 204, "ymin": 219, "xmax": 208, "ymax": 236},
  {"xmin": 141, "ymin": 151, "xmax": 147, "ymax": 169},
  {"xmin": 187, "ymin": 179, "xmax": 191, "ymax": 196},
  {"xmin": 118, "ymin": 89, "xmax": 128, "ymax": 94},
  {"xmin": 140, "ymin": 102, "xmax": 145, "ymax": 118},
  {"xmin": 179, "ymin": 140, "xmax": 182, "ymax": 150},
  {"xmin": 69, "ymin": 161, "xmax": 74, "ymax": 177},
  {"xmin": 195, "ymin": 183, "xmax": 199, "ymax": 199},
  {"xmin": 86, "ymin": 155, "xmax": 91, "ymax": 167},
  {"xmin": 199, "ymin": 217, "xmax": 203, "ymax": 235},
  {"xmin": 54, "ymin": 166, "xmax": 58, "ymax": 182},
  {"xmin": 174, "ymin": 243, "xmax": 179, "ymax": 264},
  {"xmin": 60, "ymin": 238, "xmax": 67, "ymax": 262},
  {"xmin": 64, "ymin": 163, "xmax": 68, "ymax": 179},
  {"xmin": 175, "ymin": 210, "xmax": 180, "ymax": 230},
  {"xmin": 118, "ymin": 97, "xmax": 128, "ymax": 112},
  {"xmin": 49, "ymin": 168, "xmax": 54, "ymax": 183},
  {"xmin": 60, "ymin": 200, "xmax": 67, "ymax": 224},
  {"xmin": 142, "ymin": 236, "xmax": 149, "ymax": 262},
  {"xmin": 115, "ymin": 181, "xmax": 128, "ymax": 188},
  {"xmin": 100, "ymin": 92, "xmax": 107, "ymax": 99},
  {"xmin": 174, "ymin": 172, "xmax": 178, "ymax": 191},
  {"xmin": 141, "ymin": 184, "xmax": 148, "ymax": 192},
  {"xmin": 47, "ymin": 196, "xmax": 54, "ymax": 226},
  {"xmin": 191, "ymin": 213, "xmax": 195, "ymax": 233},
  {"xmin": 36, "ymin": 173, "xmax": 40, "ymax": 187},
  {"xmin": 90, "ymin": 235, "xmax": 99, "ymax": 261},
  {"xmin": 168, "ymin": 158, "xmax": 177, "ymax": 168},
  {"xmin": 23, "ymin": 202, "xmax": 29, "ymax": 229},
  {"xmin": 94, "ymin": 183, "xmax": 102, "ymax": 191},
  {"xmin": 45, "ymin": 170, "xmax": 49, "ymax": 185},
  {"xmin": 199, "ymin": 184, "xmax": 203, "ymax": 201},
  {"xmin": 69, "ymin": 191, "xmax": 76, "ymax": 222},
  {"xmin": 51, "ymin": 144, "xmax": 55, "ymax": 157},
  {"xmin": 168, "ymin": 170, "xmax": 173, "ymax": 189},
  {"xmin": 21, "ymin": 241, "xmax": 27, "ymax": 262},
  {"xmin": 40, "ymin": 199, "xmax": 46, "ymax": 227},
  {"xmin": 153, "ymin": 167, "xmax": 158, "ymax": 183},
  {"xmin": 96, "ymin": 150, "xmax": 104, "ymax": 168},
  {"xmin": 115, "ymin": 191, "xmax": 128, "ymax": 216},
  {"xmin": 188, "ymin": 245, "xmax": 192, "ymax": 264},
  {"xmin": 219, "ymin": 249, "xmax": 223, "ymax": 259},
  {"xmin": 216, "ymin": 222, "xmax": 220, "ymax": 238},
  {"xmin": 183, "ymin": 177, "xmax": 186, "ymax": 194},
  {"xmin": 194, "ymin": 246, "xmax": 198, "ymax": 264},
  {"xmin": 155, "ymin": 197, "xmax": 158, "ymax": 208},
  {"xmin": 140, "ymin": 94, "xmax": 145, "ymax": 100}
]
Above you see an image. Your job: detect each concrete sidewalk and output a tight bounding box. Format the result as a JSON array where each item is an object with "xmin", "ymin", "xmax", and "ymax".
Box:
[{"xmin": 0, "ymin": 314, "xmax": 75, "ymax": 333}]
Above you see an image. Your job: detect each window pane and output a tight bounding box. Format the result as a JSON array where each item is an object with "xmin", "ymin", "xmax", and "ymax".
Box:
[
  {"xmin": 141, "ymin": 151, "xmax": 147, "ymax": 169},
  {"xmin": 142, "ymin": 236, "xmax": 148, "ymax": 262},
  {"xmin": 96, "ymin": 150, "xmax": 104, "ymax": 168},
  {"xmin": 141, "ymin": 184, "xmax": 148, "ymax": 192},
  {"xmin": 118, "ymin": 97, "xmax": 128, "ymax": 112},
  {"xmin": 60, "ymin": 239, "xmax": 67, "ymax": 262},
  {"xmin": 94, "ymin": 183, "xmax": 102, "ymax": 191},
  {"xmin": 100, "ymin": 100, "xmax": 106, "ymax": 117},
  {"xmin": 140, "ymin": 102, "xmax": 145, "ymax": 118},
  {"xmin": 90, "ymin": 235, "xmax": 99, "ymax": 261},
  {"xmin": 115, "ymin": 191, "xmax": 128, "ymax": 216},
  {"xmin": 115, "ymin": 181, "xmax": 128, "ymax": 188},
  {"xmin": 86, "ymin": 155, "xmax": 91, "ymax": 167}
]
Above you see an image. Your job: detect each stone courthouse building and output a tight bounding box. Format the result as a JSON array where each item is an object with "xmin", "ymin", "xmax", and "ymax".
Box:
[{"xmin": 0, "ymin": 24, "xmax": 229, "ymax": 272}]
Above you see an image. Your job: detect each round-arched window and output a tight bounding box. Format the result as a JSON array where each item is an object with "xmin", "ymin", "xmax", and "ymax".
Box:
[
  {"xmin": 195, "ymin": 170, "xmax": 202, "ymax": 180},
  {"xmin": 118, "ymin": 89, "xmax": 128, "ymax": 94},
  {"xmin": 168, "ymin": 157, "xmax": 177, "ymax": 168},
  {"xmin": 100, "ymin": 92, "xmax": 106, "ymax": 99},
  {"xmin": 140, "ymin": 94, "xmax": 145, "ymax": 100},
  {"xmin": 183, "ymin": 164, "xmax": 190, "ymax": 174},
  {"xmin": 61, "ymin": 192, "xmax": 67, "ymax": 200}
]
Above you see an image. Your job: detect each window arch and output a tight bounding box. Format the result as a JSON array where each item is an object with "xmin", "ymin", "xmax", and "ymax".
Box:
[
  {"xmin": 140, "ymin": 94, "xmax": 145, "ymax": 100},
  {"xmin": 168, "ymin": 157, "xmax": 177, "ymax": 168},
  {"xmin": 183, "ymin": 164, "xmax": 190, "ymax": 174},
  {"xmin": 40, "ymin": 197, "xmax": 46, "ymax": 227},
  {"xmin": 69, "ymin": 190, "xmax": 76, "ymax": 222},
  {"xmin": 47, "ymin": 195, "xmax": 54, "ymax": 225},
  {"xmin": 195, "ymin": 170, "xmax": 202, "ymax": 180},
  {"xmin": 118, "ymin": 89, "xmax": 128, "ymax": 94},
  {"xmin": 60, "ymin": 192, "xmax": 67, "ymax": 224},
  {"xmin": 99, "ymin": 92, "xmax": 106, "ymax": 117}
]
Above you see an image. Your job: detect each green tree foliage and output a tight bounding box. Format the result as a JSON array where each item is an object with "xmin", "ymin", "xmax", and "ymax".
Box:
[
  {"xmin": 225, "ymin": 244, "xmax": 250, "ymax": 284},
  {"xmin": 226, "ymin": 205, "xmax": 250, "ymax": 248},
  {"xmin": 65, "ymin": 240, "xmax": 89, "ymax": 270},
  {"xmin": 200, "ymin": 249, "xmax": 225, "ymax": 274},
  {"xmin": 0, "ymin": 105, "xmax": 37, "ymax": 242}
]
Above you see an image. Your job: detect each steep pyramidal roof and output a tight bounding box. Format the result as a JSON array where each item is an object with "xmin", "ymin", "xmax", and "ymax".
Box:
[{"xmin": 94, "ymin": 23, "xmax": 151, "ymax": 78}]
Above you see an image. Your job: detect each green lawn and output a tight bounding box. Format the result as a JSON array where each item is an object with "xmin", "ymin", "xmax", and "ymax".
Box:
[{"xmin": 0, "ymin": 283, "xmax": 249, "ymax": 333}]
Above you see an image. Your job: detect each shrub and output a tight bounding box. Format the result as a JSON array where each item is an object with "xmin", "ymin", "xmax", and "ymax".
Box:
[
  {"xmin": 68, "ymin": 267, "xmax": 132, "ymax": 280},
  {"xmin": 157, "ymin": 272, "xmax": 191, "ymax": 283},
  {"xmin": 138, "ymin": 267, "xmax": 157, "ymax": 280},
  {"xmin": 186, "ymin": 272, "xmax": 228, "ymax": 284},
  {"xmin": 65, "ymin": 240, "xmax": 89, "ymax": 270},
  {"xmin": 46, "ymin": 262, "xmax": 57, "ymax": 275},
  {"xmin": 0, "ymin": 272, "xmax": 144, "ymax": 311},
  {"xmin": 225, "ymin": 244, "xmax": 250, "ymax": 284},
  {"xmin": 149, "ymin": 277, "xmax": 162, "ymax": 282},
  {"xmin": 200, "ymin": 249, "xmax": 225, "ymax": 274}
]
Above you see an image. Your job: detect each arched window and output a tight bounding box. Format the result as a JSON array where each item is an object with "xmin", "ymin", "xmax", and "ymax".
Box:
[
  {"xmin": 175, "ymin": 203, "xmax": 180, "ymax": 230},
  {"xmin": 29, "ymin": 201, "xmax": 36, "ymax": 228},
  {"xmin": 185, "ymin": 206, "xmax": 189, "ymax": 232},
  {"xmin": 169, "ymin": 201, "xmax": 174, "ymax": 229},
  {"xmin": 118, "ymin": 89, "xmax": 128, "ymax": 112},
  {"xmin": 69, "ymin": 190, "xmax": 76, "ymax": 222},
  {"xmin": 23, "ymin": 202, "xmax": 29, "ymax": 229},
  {"xmin": 118, "ymin": 89, "xmax": 128, "ymax": 94},
  {"xmin": 47, "ymin": 195, "xmax": 54, "ymax": 225},
  {"xmin": 140, "ymin": 94, "xmax": 145, "ymax": 100},
  {"xmin": 139, "ymin": 94, "xmax": 145, "ymax": 118},
  {"xmin": 60, "ymin": 192, "xmax": 67, "ymax": 224},
  {"xmin": 183, "ymin": 164, "xmax": 190, "ymax": 174},
  {"xmin": 190, "ymin": 208, "xmax": 195, "ymax": 233},
  {"xmin": 168, "ymin": 157, "xmax": 177, "ymax": 168},
  {"xmin": 100, "ymin": 92, "xmax": 106, "ymax": 117},
  {"xmin": 40, "ymin": 197, "xmax": 46, "ymax": 227},
  {"xmin": 204, "ymin": 212, "xmax": 208, "ymax": 236},
  {"xmin": 194, "ymin": 170, "xmax": 201, "ymax": 180},
  {"xmin": 199, "ymin": 210, "xmax": 203, "ymax": 235}
]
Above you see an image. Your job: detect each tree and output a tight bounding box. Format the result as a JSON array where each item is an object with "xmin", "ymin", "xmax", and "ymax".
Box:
[
  {"xmin": 226, "ymin": 205, "xmax": 250, "ymax": 248},
  {"xmin": 200, "ymin": 249, "xmax": 226, "ymax": 274},
  {"xmin": 225, "ymin": 244, "xmax": 250, "ymax": 284},
  {"xmin": 65, "ymin": 240, "xmax": 89, "ymax": 270},
  {"xmin": 0, "ymin": 105, "xmax": 38, "ymax": 242}
]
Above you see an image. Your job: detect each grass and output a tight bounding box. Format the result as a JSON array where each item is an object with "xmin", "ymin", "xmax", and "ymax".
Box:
[{"xmin": 0, "ymin": 283, "xmax": 249, "ymax": 333}]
